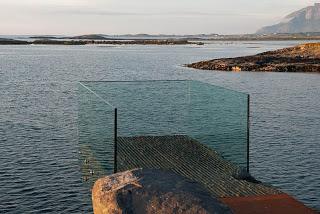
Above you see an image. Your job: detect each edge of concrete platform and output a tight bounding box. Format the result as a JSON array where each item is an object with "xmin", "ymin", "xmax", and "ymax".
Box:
[{"xmin": 220, "ymin": 193, "xmax": 318, "ymax": 214}]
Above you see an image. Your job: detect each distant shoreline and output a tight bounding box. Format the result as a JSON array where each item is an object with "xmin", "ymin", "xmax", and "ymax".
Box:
[
  {"xmin": 2, "ymin": 33, "xmax": 320, "ymax": 46},
  {"xmin": 0, "ymin": 38, "xmax": 204, "ymax": 46},
  {"xmin": 1, "ymin": 38, "xmax": 320, "ymax": 46},
  {"xmin": 0, "ymin": 38, "xmax": 29, "ymax": 45}
]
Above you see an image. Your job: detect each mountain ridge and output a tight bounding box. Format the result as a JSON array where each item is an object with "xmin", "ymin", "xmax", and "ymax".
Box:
[{"xmin": 257, "ymin": 3, "xmax": 320, "ymax": 34}]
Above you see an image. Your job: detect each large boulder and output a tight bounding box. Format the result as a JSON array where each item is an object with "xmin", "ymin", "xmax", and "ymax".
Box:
[{"xmin": 92, "ymin": 168, "xmax": 233, "ymax": 214}]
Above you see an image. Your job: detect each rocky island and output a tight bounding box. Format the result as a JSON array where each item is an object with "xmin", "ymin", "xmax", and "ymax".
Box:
[
  {"xmin": 186, "ymin": 43, "xmax": 320, "ymax": 73},
  {"xmin": 0, "ymin": 38, "xmax": 204, "ymax": 46},
  {"xmin": 0, "ymin": 38, "xmax": 29, "ymax": 45}
]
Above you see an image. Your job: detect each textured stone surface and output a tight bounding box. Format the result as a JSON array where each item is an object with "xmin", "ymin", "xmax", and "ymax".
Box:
[{"xmin": 92, "ymin": 168, "xmax": 233, "ymax": 214}]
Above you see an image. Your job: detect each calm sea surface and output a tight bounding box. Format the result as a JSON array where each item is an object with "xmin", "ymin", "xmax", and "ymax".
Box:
[{"xmin": 0, "ymin": 41, "xmax": 319, "ymax": 212}]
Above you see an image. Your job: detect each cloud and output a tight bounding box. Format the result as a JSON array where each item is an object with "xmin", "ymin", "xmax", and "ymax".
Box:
[
  {"xmin": 47, "ymin": 7, "xmax": 275, "ymax": 18},
  {"xmin": 1, "ymin": 0, "xmax": 308, "ymax": 34},
  {"xmin": 3, "ymin": 0, "xmax": 91, "ymax": 6}
]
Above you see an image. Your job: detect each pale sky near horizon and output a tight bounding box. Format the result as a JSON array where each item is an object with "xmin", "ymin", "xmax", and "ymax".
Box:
[{"xmin": 0, "ymin": 0, "xmax": 319, "ymax": 35}]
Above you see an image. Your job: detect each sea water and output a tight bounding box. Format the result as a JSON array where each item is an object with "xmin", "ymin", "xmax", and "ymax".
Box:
[{"xmin": 0, "ymin": 41, "xmax": 319, "ymax": 212}]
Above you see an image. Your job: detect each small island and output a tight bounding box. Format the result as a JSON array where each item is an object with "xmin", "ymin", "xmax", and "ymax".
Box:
[
  {"xmin": 186, "ymin": 43, "xmax": 320, "ymax": 73},
  {"xmin": 0, "ymin": 37, "xmax": 204, "ymax": 46},
  {"xmin": 0, "ymin": 38, "xmax": 29, "ymax": 45}
]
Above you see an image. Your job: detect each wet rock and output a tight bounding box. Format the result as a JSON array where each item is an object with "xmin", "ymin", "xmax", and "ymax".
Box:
[
  {"xmin": 92, "ymin": 168, "xmax": 233, "ymax": 214},
  {"xmin": 232, "ymin": 168, "xmax": 261, "ymax": 184}
]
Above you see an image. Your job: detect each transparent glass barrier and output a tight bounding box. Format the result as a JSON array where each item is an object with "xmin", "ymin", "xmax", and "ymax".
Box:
[
  {"xmin": 82, "ymin": 81, "xmax": 189, "ymax": 137},
  {"xmin": 187, "ymin": 81, "xmax": 248, "ymax": 168},
  {"xmin": 78, "ymin": 80, "xmax": 249, "ymax": 174},
  {"xmin": 78, "ymin": 83, "xmax": 115, "ymax": 188}
]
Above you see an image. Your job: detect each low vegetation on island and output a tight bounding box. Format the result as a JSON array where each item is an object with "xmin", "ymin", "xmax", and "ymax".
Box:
[{"xmin": 186, "ymin": 43, "xmax": 320, "ymax": 73}]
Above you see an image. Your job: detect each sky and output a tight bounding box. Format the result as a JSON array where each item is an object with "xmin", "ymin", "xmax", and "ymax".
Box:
[{"xmin": 0, "ymin": 0, "xmax": 319, "ymax": 35}]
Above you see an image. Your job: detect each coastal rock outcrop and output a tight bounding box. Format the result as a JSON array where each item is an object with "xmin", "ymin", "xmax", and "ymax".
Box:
[
  {"xmin": 92, "ymin": 168, "xmax": 233, "ymax": 214},
  {"xmin": 186, "ymin": 43, "xmax": 320, "ymax": 73}
]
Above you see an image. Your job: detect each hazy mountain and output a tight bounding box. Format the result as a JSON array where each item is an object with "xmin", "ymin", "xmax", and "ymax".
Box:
[{"xmin": 257, "ymin": 3, "xmax": 320, "ymax": 34}]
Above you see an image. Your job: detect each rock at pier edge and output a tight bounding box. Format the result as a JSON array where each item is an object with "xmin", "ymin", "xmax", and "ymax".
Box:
[{"xmin": 92, "ymin": 168, "xmax": 233, "ymax": 214}]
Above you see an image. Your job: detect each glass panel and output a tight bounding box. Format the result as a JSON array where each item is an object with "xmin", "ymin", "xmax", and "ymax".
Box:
[
  {"xmin": 187, "ymin": 81, "xmax": 248, "ymax": 168},
  {"xmin": 78, "ymin": 82, "xmax": 115, "ymax": 189},
  {"xmin": 78, "ymin": 80, "xmax": 249, "ymax": 175},
  {"xmin": 84, "ymin": 81, "xmax": 189, "ymax": 137}
]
